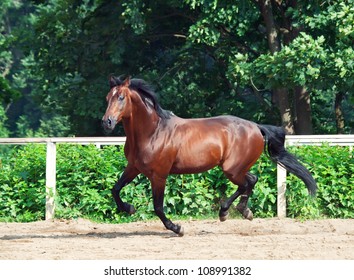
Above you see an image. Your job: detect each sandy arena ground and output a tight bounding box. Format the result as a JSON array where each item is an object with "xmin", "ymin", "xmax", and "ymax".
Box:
[{"xmin": 0, "ymin": 218, "xmax": 353, "ymax": 260}]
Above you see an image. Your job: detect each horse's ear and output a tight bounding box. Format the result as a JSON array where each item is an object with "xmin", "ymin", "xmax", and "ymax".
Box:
[
  {"xmin": 122, "ymin": 76, "xmax": 131, "ymax": 87},
  {"xmin": 109, "ymin": 75, "xmax": 117, "ymax": 88}
]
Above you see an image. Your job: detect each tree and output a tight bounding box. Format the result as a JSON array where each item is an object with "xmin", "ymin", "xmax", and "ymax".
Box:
[
  {"xmin": 3, "ymin": 0, "xmax": 353, "ymax": 137},
  {"xmin": 0, "ymin": 0, "xmax": 22, "ymax": 114},
  {"xmin": 185, "ymin": 0, "xmax": 353, "ymax": 134},
  {"xmin": 257, "ymin": 0, "xmax": 295, "ymax": 133},
  {"xmin": 305, "ymin": 1, "xmax": 354, "ymax": 133}
]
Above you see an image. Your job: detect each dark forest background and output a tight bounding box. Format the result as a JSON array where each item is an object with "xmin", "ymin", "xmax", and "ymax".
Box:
[{"xmin": 1, "ymin": 0, "xmax": 353, "ymax": 138}]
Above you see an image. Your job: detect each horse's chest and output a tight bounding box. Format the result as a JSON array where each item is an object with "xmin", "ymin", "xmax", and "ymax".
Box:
[{"xmin": 126, "ymin": 145, "xmax": 174, "ymax": 175}]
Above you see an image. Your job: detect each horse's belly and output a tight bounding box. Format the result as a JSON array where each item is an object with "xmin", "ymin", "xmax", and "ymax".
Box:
[
  {"xmin": 170, "ymin": 144, "xmax": 222, "ymax": 174},
  {"xmin": 170, "ymin": 162, "xmax": 218, "ymax": 174}
]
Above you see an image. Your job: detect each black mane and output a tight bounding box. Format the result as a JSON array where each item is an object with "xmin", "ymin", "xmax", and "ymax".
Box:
[{"xmin": 110, "ymin": 75, "xmax": 172, "ymax": 120}]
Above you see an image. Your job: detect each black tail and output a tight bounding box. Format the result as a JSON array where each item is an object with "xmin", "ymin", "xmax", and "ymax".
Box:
[{"xmin": 258, "ymin": 124, "xmax": 317, "ymax": 196}]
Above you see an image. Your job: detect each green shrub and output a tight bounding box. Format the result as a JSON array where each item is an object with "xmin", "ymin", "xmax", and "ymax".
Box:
[
  {"xmin": 0, "ymin": 143, "xmax": 352, "ymax": 222},
  {"xmin": 0, "ymin": 144, "xmax": 46, "ymax": 221},
  {"xmin": 286, "ymin": 145, "xmax": 354, "ymax": 218}
]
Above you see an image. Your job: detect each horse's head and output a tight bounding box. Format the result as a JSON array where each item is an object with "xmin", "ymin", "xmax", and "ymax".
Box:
[{"xmin": 102, "ymin": 76, "xmax": 132, "ymax": 133}]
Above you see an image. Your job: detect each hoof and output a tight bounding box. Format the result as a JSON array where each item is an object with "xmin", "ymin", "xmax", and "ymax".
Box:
[
  {"xmin": 177, "ymin": 226, "xmax": 184, "ymax": 237},
  {"xmin": 219, "ymin": 209, "xmax": 229, "ymax": 222},
  {"xmin": 243, "ymin": 209, "xmax": 253, "ymax": 221},
  {"xmin": 121, "ymin": 203, "xmax": 136, "ymax": 215},
  {"xmin": 219, "ymin": 211, "xmax": 229, "ymax": 222},
  {"xmin": 127, "ymin": 205, "xmax": 136, "ymax": 215},
  {"xmin": 173, "ymin": 224, "xmax": 184, "ymax": 237}
]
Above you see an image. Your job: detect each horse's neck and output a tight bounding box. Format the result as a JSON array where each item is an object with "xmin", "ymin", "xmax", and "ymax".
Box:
[{"xmin": 122, "ymin": 101, "xmax": 160, "ymax": 147}]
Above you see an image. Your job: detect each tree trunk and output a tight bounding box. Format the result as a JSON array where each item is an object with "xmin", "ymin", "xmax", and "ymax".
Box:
[
  {"xmin": 259, "ymin": 0, "xmax": 295, "ymax": 134},
  {"xmin": 273, "ymin": 88, "xmax": 294, "ymax": 134},
  {"xmin": 294, "ymin": 86, "xmax": 313, "ymax": 134},
  {"xmin": 334, "ymin": 92, "xmax": 345, "ymax": 134}
]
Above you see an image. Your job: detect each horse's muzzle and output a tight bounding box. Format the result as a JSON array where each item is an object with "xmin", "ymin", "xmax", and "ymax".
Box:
[{"xmin": 102, "ymin": 116, "xmax": 116, "ymax": 133}]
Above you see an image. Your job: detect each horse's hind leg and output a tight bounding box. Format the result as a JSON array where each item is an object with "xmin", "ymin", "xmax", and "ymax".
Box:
[
  {"xmin": 235, "ymin": 173, "xmax": 258, "ymax": 220},
  {"xmin": 219, "ymin": 172, "xmax": 258, "ymax": 221}
]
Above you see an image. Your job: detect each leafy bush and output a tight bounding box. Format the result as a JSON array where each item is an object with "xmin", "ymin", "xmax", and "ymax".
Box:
[
  {"xmin": 286, "ymin": 145, "xmax": 354, "ymax": 218},
  {"xmin": 0, "ymin": 143, "xmax": 353, "ymax": 222},
  {"xmin": 249, "ymin": 155, "xmax": 278, "ymax": 218},
  {"xmin": 0, "ymin": 144, "xmax": 46, "ymax": 221}
]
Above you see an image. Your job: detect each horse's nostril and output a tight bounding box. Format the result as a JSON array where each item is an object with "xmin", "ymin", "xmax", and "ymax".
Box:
[{"xmin": 107, "ymin": 117, "xmax": 112, "ymax": 127}]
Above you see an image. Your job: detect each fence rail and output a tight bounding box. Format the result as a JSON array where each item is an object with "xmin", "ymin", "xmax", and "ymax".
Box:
[
  {"xmin": 0, "ymin": 137, "xmax": 126, "ymax": 145},
  {"xmin": 0, "ymin": 137, "xmax": 126, "ymax": 220},
  {"xmin": 1, "ymin": 135, "xmax": 353, "ymax": 220}
]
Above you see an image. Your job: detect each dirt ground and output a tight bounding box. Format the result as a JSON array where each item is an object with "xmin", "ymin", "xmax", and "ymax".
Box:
[{"xmin": 0, "ymin": 218, "xmax": 353, "ymax": 260}]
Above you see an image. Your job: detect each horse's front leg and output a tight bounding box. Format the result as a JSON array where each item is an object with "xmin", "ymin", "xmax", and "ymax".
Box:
[
  {"xmin": 151, "ymin": 176, "xmax": 184, "ymax": 236},
  {"xmin": 112, "ymin": 165, "xmax": 140, "ymax": 215}
]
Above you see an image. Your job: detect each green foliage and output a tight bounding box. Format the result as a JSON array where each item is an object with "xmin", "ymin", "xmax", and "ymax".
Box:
[
  {"xmin": 0, "ymin": 144, "xmax": 46, "ymax": 222},
  {"xmin": 2, "ymin": 0, "xmax": 353, "ymax": 137},
  {"xmin": 249, "ymin": 33, "xmax": 327, "ymax": 88},
  {"xmin": 0, "ymin": 105, "xmax": 9, "ymax": 138},
  {"xmin": 121, "ymin": 0, "xmax": 146, "ymax": 35},
  {"xmin": 287, "ymin": 145, "xmax": 354, "ymax": 219},
  {"xmin": 0, "ymin": 144, "xmax": 352, "ymax": 223},
  {"xmin": 248, "ymin": 155, "xmax": 277, "ymax": 218},
  {"xmin": 165, "ymin": 170, "xmax": 224, "ymax": 217}
]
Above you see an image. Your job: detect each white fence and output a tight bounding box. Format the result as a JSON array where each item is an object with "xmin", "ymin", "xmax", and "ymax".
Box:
[
  {"xmin": 0, "ymin": 137, "xmax": 125, "ymax": 220},
  {"xmin": 0, "ymin": 135, "xmax": 353, "ymax": 220}
]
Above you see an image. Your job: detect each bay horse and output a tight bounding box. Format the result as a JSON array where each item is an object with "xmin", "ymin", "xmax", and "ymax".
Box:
[{"xmin": 102, "ymin": 76, "xmax": 317, "ymax": 236}]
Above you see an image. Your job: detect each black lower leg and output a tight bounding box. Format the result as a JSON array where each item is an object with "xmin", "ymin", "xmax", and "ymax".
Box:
[
  {"xmin": 236, "ymin": 195, "xmax": 253, "ymax": 220},
  {"xmin": 235, "ymin": 173, "xmax": 258, "ymax": 220},
  {"xmin": 219, "ymin": 173, "xmax": 258, "ymax": 221},
  {"xmin": 154, "ymin": 203, "xmax": 183, "ymax": 236},
  {"xmin": 112, "ymin": 183, "xmax": 136, "ymax": 214},
  {"xmin": 219, "ymin": 189, "xmax": 242, "ymax": 221},
  {"xmin": 112, "ymin": 167, "xmax": 139, "ymax": 215},
  {"xmin": 152, "ymin": 178, "xmax": 184, "ymax": 236},
  {"xmin": 162, "ymin": 217, "xmax": 183, "ymax": 236}
]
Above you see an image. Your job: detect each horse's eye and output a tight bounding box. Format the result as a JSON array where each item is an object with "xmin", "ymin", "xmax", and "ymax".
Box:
[{"xmin": 118, "ymin": 95, "xmax": 125, "ymax": 101}]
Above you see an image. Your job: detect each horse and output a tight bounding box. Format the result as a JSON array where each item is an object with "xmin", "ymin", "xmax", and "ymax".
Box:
[{"xmin": 102, "ymin": 75, "xmax": 317, "ymax": 236}]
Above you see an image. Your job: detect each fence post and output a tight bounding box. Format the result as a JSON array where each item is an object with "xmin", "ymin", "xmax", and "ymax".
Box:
[
  {"xmin": 277, "ymin": 163, "xmax": 287, "ymax": 218},
  {"xmin": 45, "ymin": 141, "xmax": 56, "ymax": 220}
]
